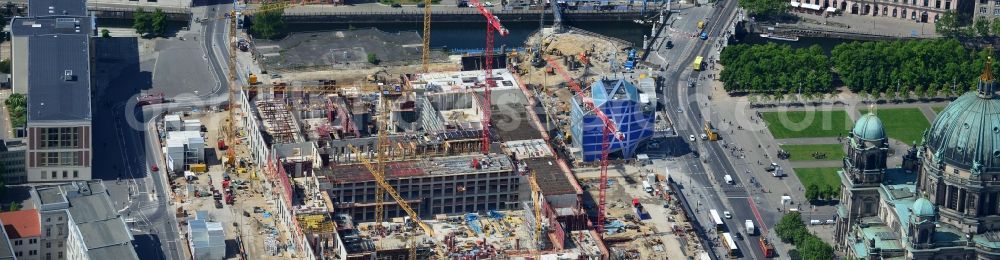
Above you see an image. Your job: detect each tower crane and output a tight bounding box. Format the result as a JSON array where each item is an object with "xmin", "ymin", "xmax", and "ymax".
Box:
[
  {"xmin": 529, "ymin": 170, "xmax": 544, "ymax": 259},
  {"xmin": 222, "ymin": 2, "xmax": 289, "ymax": 166},
  {"xmin": 468, "ymin": 0, "xmax": 509, "ymax": 154},
  {"xmin": 422, "ymin": 0, "xmax": 432, "ymax": 73},
  {"xmin": 544, "ymin": 56, "xmax": 620, "ymax": 235}
]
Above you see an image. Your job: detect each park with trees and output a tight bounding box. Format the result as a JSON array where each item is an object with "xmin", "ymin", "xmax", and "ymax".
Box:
[{"xmin": 719, "ymin": 39, "xmax": 995, "ymax": 100}]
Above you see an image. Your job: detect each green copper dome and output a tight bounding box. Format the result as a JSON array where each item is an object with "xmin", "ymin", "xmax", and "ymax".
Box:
[
  {"xmin": 852, "ymin": 113, "xmax": 886, "ymax": 141},
  {"xmin": 912, "ymin": 197, "xmax": 936, "ymax": 217},
  {"xmin": 925, "ymin": 92, "xmax": 1000, "ymax": 172}
]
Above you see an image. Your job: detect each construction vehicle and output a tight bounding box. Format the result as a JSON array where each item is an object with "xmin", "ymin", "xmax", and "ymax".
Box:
[
  {"xmin": 545, "ymin": 56, "xmax": 621, "ymax": 235},
  {"xmin": 422, "ymin": 0, "xmax": 431, "ymax": 73},
  {"xmin": 703, "ymin": 121, "xmax": 718, "ymax": 141},
  {"xmin": 698, "ymin": 19, "xmax": 705, "ymax": 30}
]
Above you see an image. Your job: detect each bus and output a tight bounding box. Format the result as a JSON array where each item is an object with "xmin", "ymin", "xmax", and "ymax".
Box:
[
  {"xmin": 693, "ymin": 56, "xmax": 704, "ymax": 71},
  {"xmin": 722, "ymin": 232, "xmax": 740, "ymax": 258},
  {"xmin": 703, "ymin": 121, "xmax": 718, "ymax": 141},
  {"xmin": 709, "ymin": 209, "xmax": 724, "ymax": 231}
]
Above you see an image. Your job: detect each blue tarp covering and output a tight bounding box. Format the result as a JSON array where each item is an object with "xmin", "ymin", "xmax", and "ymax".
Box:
[
  {"xmin": 488, "ymin": 210, "xmax": 505, "ymax": 219},
  {"xmin": 466, "ymin": 213, "xmax": 483, "ymax": 235}
]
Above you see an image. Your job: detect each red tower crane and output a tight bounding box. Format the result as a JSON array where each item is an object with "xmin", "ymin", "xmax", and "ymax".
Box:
[
  {"xmin": 469, "ymin": 0, "xmax": 509, "ymax": 154},
  {"xmin": 544, "ymin": 57, "xmax": 620, "ymax": 235}
]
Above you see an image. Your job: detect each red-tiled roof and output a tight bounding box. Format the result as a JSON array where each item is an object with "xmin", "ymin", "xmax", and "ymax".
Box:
[{"xmin": 0, "ymin": 209, "xmax": 40, "ymax": 238}]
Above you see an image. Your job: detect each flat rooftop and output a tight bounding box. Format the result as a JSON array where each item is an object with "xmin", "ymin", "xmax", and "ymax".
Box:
[
  {"xmin": 414, "ymin": 69, "xmax": 520, "ymax": 94},
  {"xmin": 325, "ymin": 154, "xmax": 512, "ymax": 183},
  {"xmin": 27, "ymin": 0, "xmax": 87, "ymax": 16},
  {"xmin": 524, "ymin": 157, "xmax": 576, "ymax": 195},
  {"xmin": 22, "ymin": 27, "xmax": 93, "ymax": 122}
]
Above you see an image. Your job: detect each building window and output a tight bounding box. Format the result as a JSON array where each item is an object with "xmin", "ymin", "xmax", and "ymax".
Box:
[
  {"xmin": 994, "ymin": 8, "xmax": 1000, "ymax": 15},
  {"xmin": 73, "ymin": 171, "xmax": 78, "ymax": 178},
  {"xmin": 45, "ymin": 253, "xmax": 50, "ymax": 260},
  {"xmin": 936, "ymin": 0, "xmax": 940, "ymax": 8},
  {"xmin": 13, "ymin": 240, "xmax": 21, "ymax": 246},
  {"xmin": 58, "ymin": 241, "xmax": 62, "ymax": 247},
  {"xmin": 946, "ymin": 1, "xmax": 951, "ymax": 9},
  {"xmin": 58, "ymin": 252, "xmax": 62, "ymax": 259},
  {"xmin": 62, "ymin": 171, "xmax": 67, "ymax": 178},
  {"xmin": 29, "ymin": 238, "xmax": 36, "ymax": 244},
  {"xmin": 45, "ymin": 227, "xmax": 50, "ymax": 236},
  {"xmin": 51, "ymin": 171, "xmax": 56, "ymax": 179},
  {"xmin": 29, "ymin": 250, "xmax": 36, "ymax": 256},
  {"xmin": 41, "ymin": 171, "xmax": 47, "ymax": 179},
  {"xmin": 39, "ymin": 152, "xmax": 80, "ymax": 166},
  {"xmin": 14, "ymin": 252, "xmax": 20, "ymax": 257},
  {"xmin": 46, "ymin": 217, "xmax": 50, "ymax": 222},
  {"xmin": 40, "ymin": 127, "xmax": 79, "ymax": 149},
  {"xmin": 924, "ymin": 0, "xmax": 928, "ymax": 6},
  {"xmin": 982, "ymin": 6, "xmax": 988, "ymax": 13}
]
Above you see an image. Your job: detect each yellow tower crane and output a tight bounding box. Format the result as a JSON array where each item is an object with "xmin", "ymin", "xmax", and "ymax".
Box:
[
  {"xmin": 223, "ymin": 2, "xmax": 290, "ymax": 167},
  {"xmin": 529, "ymin": 170, "xmax": 544, "ymax": 259},
  {"xmin": 422, "ymin": 0, "xmax": 432, "ymax": 72}
]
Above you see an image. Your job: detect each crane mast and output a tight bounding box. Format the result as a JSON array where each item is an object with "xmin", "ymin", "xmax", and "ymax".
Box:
[
  {"xmin": 422, "ymin": 0, "xmax": 432, "ymax": 73},
  {"xmin": 468, "ymin": 0, "xmax": 509, "ymax": 154},
  {"xmin": 544, "ymin": 57, "xmax": 619, "ymax": 235}
]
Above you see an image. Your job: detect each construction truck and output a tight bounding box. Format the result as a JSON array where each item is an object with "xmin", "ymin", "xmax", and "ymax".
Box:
[{"xmin": 703, "ymin": 121, "xmax": 719, "ymax": 141}]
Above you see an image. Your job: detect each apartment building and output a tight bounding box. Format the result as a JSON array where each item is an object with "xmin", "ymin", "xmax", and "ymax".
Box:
[
  {"xmin": 0, "ymin": 210, "xmax": 41, "ymax": 260},
  {"xmin": 11, "ymin": 0, "xmax": 95, "ymax": 183},
  {"xmin": 800, "ymin": 0, "xmax": 969, "ymax": 23},
  {"xmin": 30, "ymin": 181, "xmax": 138, "ymax": 260}
]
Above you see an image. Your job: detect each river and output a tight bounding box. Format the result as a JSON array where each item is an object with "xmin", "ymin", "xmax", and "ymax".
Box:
[{"xmin": 287, "ymin": 21, "xmax": 653, "ymax": 51}]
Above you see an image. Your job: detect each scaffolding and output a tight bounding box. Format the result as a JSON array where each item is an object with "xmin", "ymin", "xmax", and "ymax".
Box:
[{"xmin": 257, "ymin": 100, "xmax": 303, "ymax": 144}]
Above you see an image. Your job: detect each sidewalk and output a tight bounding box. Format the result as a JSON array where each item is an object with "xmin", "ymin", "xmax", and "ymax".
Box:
[{"xmin": 784, "ymin": 11, "xmax": 938, "ymax": 38}]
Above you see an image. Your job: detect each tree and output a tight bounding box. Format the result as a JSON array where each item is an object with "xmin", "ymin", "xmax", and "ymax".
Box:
[
  {"xmin": 799, "ymin": 235, "xmax": 836, "ymax": 260},
  {"xmin": 152, "ymin": 8, "xmax": 167, "ymax": 36},
  {"xmin": 775, "ymin": 212, "xmax": 806, "ymax": 243},
  {"xmin": 251, "ymin": 3, "xmax": 287, "ymax": 39},
  {"xmin": 367, "ymin": 53, "xmax": 380, "ymax": 65},
  {"xmin": 5, "ymin": 93, "xmax": 26, "ymax": 128},
  {"xmin": 975, "ymin": 18, "xmax": 991, "ymax": 38},
  {"xmin": 101, "ymin": 29, "xmax": 111, "ymax": 38},
  {"xmin": 738, "ymin": 0, "xmax": 789, "ymax": 19},
  {"xmin": 992, "ymin": 17, "xmax": 1000, "ymax": 37},
  {"xmin": 823, "ymin": 185, "xmax": 837, "ymax": 200},
  {"xmin": 133, "ymin": 8, "xmax": 151, "ymax": 35},
  {"xmin": 0, "ymin": 59, "xmax": 10, "ymax": 74},
  {"xmin": 805, "ymin": 184, "xmax": 820, "ymax": 201},
  {"xmin": 936, "ymin": 11, "xmax": 961, "ymax": 37},
  {"xmin": 7, "ymin": 202, "xmax": 17, "ymax": 212}
]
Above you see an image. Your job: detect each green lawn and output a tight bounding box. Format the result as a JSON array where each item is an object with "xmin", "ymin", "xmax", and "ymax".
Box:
[
  {"xmin": 932, "ymin": 106, "xmax": 946, "ymax": 113},
  {"xmin": 857, "ymin": 108, "xmax": 930, "ymax": 145},
  {"xmin": 794, "ymin": 167, "xmax": 843, "ymax": 195},
  {"xmin": 779, "ymin": 144, "xmax": 845, "ymax": 161},
  {"xmin": 761, "ymin": 110, "xmax": 852, "ymax": 139}
]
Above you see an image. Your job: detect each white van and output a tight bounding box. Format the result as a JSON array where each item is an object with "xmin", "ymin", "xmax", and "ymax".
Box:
[
  {"xmin": 724, "ymin": 175, "xmax": 734, "ymax": 184},
  {"xmin": 642, "ymin": 181, "xmax": 653, "ymax": 193}
]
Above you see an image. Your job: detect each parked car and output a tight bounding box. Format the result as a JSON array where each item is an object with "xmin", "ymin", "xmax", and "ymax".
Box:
[
  {"xmin": 765, "ymin": 163, "xmax": 778, "ymax": 172},
  {"xmin": 214, "ymin": 200, "xmax": 224, "ymax": 209},
  {"xmin": 391, "ymin": 3, "xmax": 402, "ymax": 7},
  {"xmin": 734, "ymin": 232, "xmax": 744, "ymax": 240},
  {"xmin": 151, "ymin": 163, "xmax": 158, "ymax": 172},
  {"xmin": 724, "ymin": 211, "xmax": 732, "ymax": 219},
  {"xmin": 688, "ymin": 135, "xmax": 696, "ymax": 142},
  {"xmin": 416, "ymin": 2, "xmax": 425, "ymax": 7},
  {"xmin": 665, "ymin": 40, "xmax": 674, "ymax": 49},
  {"xmin": 699, "ymin": 32, "xmax": 708, "ymax": 40}
]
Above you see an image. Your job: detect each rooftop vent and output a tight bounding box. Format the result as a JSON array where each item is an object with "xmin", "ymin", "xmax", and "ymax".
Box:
[{"xmin": 63, "ymin": 70, "xmax": 75, "ymax": 81}]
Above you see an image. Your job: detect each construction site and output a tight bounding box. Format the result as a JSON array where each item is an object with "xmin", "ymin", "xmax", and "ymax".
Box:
[{"xmin": 143, "ymin": 0, "xmax": 713, "ymax": 259}]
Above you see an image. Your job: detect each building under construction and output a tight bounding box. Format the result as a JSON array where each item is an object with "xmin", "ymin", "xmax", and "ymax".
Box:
[{"xmin": 238, "ymin": 68, "xmax": 605, "ymax": 259}]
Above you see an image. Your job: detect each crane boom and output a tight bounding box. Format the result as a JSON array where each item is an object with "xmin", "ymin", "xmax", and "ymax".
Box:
[
  {"xmin": 544, "ymin": 56, "xmax": 619, "ymax": 236},
  {"xmin": 468, "ymin": 0, "xmax": 509, "ymax": 154},
  {"xmin": 347, "ymin": 144, "xmax": 435, "ymax": 237}
]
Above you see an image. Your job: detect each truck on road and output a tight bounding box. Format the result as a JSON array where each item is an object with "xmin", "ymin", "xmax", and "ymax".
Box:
[
  {"xmin": 745, "ymin": 220, "xmax": 755, "ymax": 235},
  {"xmin": 724, "ymin": 174, "xmax": 734, "ymax": 184}
]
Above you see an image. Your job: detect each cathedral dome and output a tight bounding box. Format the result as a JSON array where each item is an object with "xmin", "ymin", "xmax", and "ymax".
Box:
[
  {"xmin": 853, "ymin": 113, "xmax": 886, "ymax": 141},
  {"xmin": 925, "ymin": 58, "xmax": 1000, "ymax": 172},
  {"xmin": 924, "ymin": 92, "xmax": 1000, "ymax": 172},
  {"xmin": 912, "ymin": 197, "xmax": 936, "ymax": 217}
]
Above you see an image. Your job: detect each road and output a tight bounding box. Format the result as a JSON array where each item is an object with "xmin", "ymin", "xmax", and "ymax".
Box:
[
  {"xmin": 97, "ymin": 1, "xmax": 234, "ymax": 259},
  {"xmin": 647, "ymin": 0, "xmax": 785, "ymax": 259}
]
